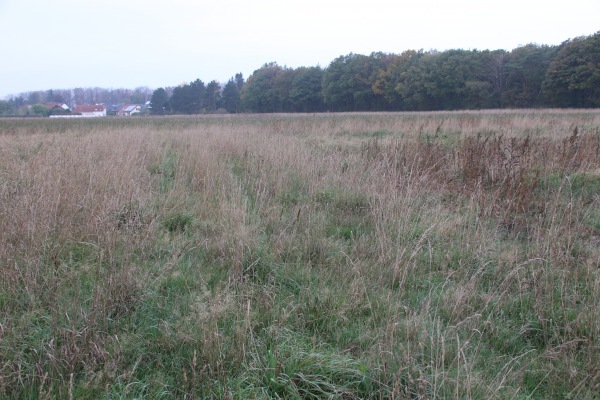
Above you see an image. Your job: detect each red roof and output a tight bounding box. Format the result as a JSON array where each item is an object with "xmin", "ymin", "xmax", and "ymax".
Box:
[{"xmin": 74, "ymin": 104, "xmax": 105, "ymax": 112}]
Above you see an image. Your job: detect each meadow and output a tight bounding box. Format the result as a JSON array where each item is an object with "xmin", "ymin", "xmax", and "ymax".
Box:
[{"xmin": 1, "ymin": 111, "xmax": 599, "ymax": 399}]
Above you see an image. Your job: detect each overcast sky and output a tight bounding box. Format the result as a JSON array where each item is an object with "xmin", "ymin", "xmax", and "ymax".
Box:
[{"xmin": 0, "ymin": 0, "xmax": 598, "ymax": 98}]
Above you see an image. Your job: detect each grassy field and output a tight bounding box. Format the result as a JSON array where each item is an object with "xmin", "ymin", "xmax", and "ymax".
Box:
[{"xmin": 1, "ymin": 111, "xmax": 599, "ymax": 399}]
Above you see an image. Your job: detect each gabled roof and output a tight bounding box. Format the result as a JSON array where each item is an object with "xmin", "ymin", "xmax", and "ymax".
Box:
[
  {"xmin": 123, "ymin": 105, "xmax": 138, "ymax": 112},
  {"xmin": 45, "ymin": 102, "xmax": 70, "ymax": 110},
  {"xmin": 108, "ymin": 104, "xmax": 124, "ymax": 112},
  {"xmin": 74, "ymin": 104, "xmax": 105, "ymax": 112}
]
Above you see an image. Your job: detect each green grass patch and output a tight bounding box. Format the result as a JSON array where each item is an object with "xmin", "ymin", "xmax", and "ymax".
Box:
[
  {"xmin": 162, "ymin": 212, "xmax": 194, "ymax": 233},
  {"xmin": 236, "ymin": 328, "xmax": 379, "ymax": 398}
]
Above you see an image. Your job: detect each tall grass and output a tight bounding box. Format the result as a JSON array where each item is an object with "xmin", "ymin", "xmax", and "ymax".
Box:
[{"xmin": 1, "ymin": 111, "xmax": 599, "ymax": 398}]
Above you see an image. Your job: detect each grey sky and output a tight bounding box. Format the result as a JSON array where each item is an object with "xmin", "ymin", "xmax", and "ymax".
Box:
[{"xmin": 1, "ymin": 0, "xmax": 598, "ymax": 98}]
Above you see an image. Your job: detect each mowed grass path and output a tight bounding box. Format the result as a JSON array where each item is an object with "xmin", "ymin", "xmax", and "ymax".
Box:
[{"xmin": 1, "ymin": 111, "xmax": 599, "ymax": 398}]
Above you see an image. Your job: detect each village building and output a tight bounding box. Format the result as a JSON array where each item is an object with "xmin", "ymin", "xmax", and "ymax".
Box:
[
  {"xmin": 73, "ymin": 104, "xmax": 106, "ymax": 117},
  {"xmin": 44, "ymin": 102, "xmax": 71, "ymax": 112},
  {"xmin": 117, "ymin": 104, "xmax": 142, "ymax": 116}
]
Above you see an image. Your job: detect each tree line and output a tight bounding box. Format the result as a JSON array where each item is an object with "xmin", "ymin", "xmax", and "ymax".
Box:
[
  {"xmin": 148, "ymin": 74, "xmax": 245, "ymax": 115},
  {"xmin": 239, "ymin": 31, "xmax": 599, "ymax": 112},
  {"xmin": 2, "ymin": 31, "xmax": 598, "ymax": 116}
]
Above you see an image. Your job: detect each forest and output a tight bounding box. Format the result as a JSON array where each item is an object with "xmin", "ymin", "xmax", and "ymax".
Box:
[{"xmin": 1, "ymin": 31, "xmax": 598, "ymax": 116}]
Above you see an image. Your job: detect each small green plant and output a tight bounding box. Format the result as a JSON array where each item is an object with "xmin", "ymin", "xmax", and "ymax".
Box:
[
  {"xmin": 163, "ymin": 212, "xmax": 193, "ymax": 233},
  {"xmin": 239, "ymin": 328, "xmax": 378, "ymax": 398},
  {"xmin": 149, "ymin": 150, "xmax": 178, "ymax": 192}
]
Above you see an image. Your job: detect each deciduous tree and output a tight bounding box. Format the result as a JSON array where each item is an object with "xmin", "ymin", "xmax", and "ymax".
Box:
[
  {"xmin": 241, "ymin": 63, "xmax": 284, "ymax": 113},
  {"xmin": 503, "ymin": 44, "xmax": 557, "ymax": 107},
  {"xmin": 542, "ymin": 32, "xmax": 600, "ymax": 107},
  {"xmin": 289, "ymin": 66, "xmax": 324, "ymax": 112},
  {"xmin": 322, "ymin": 53, "xmax": 387, "ymax": 111}
]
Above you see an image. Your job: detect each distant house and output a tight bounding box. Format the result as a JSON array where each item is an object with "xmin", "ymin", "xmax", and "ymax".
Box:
[
  {"xmin": 117, "ymin": 104, "xmax": 142, "ymax": 116},
  {"xmin": 107, "ymin": 104, "xmax": 124, "ymax": 116},
  {"xmin": 45, "ymin": 102, "xmax": 71, "ymax": 112},
  {"xmin": 73, "ymin": 104, "xmax": 106, "ymax": 117}
]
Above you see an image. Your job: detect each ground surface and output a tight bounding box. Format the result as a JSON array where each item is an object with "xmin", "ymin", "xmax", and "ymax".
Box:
[{"xmin": 1, "ymin": 111, "xmax": 599, "ymax": 398}]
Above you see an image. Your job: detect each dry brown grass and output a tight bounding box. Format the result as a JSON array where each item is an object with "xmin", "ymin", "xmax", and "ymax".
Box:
[{"xmin": 0, "ymin": 111, "xmax": 599, "ymax": 398}]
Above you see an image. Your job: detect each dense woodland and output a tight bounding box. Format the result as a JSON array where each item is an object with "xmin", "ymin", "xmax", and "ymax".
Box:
[{"xmin": 1, "ymin": 31, "xmax": 599, "ymax": 115}]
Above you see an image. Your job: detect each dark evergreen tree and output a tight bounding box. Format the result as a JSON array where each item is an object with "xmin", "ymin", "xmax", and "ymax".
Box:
[
  {"xmin": 204, "ymin": 80, "xmax": 221, "ymax": 112},
  {"xmin": 220, "ymin": 77, "xmax": 242, "ymax": 113},
  {"xmin": 150, "ymin": 88, "xmax": 170, "ymax": 115},
  {"xmin": 170, "ymin": 79, "xmax": 205, "ymax": 114},
  {"xmin": 235, "ymin": 73, "xmax": 245, "ymax": 92}
]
